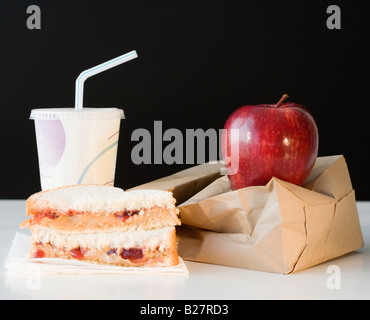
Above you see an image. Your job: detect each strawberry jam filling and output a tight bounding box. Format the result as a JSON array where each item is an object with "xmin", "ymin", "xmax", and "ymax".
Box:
[
  {"xmin": 35, "ymin": 211, "xmax": 60, "ymax": 221},
  {"xmin": 114, "ymin": 210, "xmax": 141, "ymax": 222},
  {"xmin": 69, "ymin": 247, "xmax": 144, "ymax": 263},
  {"xmin": 31, "ymin": 209, "xmax": 141, "ymax": 224},
  {"xmin": 69, "ymin": 246, "xmax": 144, "ymax": 263},
  {"xmin": 31, "ymin": 242, "xmax": 165, "ymax": 266},
  {"xmin": 33, "ymin": 249, "xmax": 45, "ymax": 259},
  {"xmin": 107, "ymin": 249, "xmax": 117, "ymax": 255},
  {"xmin": 119, "ymin": 248, "xmax": 144, "ymax": 262},
  {"xmin": 70, "ymin": 247, "xmax": 87, "ymax": 260},
  {"xmin": 32, "ymin": 209, "xmax": 81, "ymax": 223}
]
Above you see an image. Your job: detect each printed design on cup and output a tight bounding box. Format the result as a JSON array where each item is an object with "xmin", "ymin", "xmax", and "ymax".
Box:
[
  {"xmin": 31, "ymin": 108, "xmax": 123, "ymax": 190},
  {"xmin": 35, "ymin": 119, "xmax": 66, "ymax": 171},
  {"xmin": 77, "ymin": 139, "xmax": 119, "ymax": 185}
]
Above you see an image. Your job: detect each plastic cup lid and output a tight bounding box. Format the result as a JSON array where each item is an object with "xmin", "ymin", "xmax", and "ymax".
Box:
[{"xmin": 30, "ymin": 108, "xmax": 125, "ymax": 121}]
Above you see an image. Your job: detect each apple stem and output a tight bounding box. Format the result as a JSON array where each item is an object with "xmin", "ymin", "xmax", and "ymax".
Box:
[{"xmin": 276, "ymin": 94, "xmax": 290, "ymax": 108}]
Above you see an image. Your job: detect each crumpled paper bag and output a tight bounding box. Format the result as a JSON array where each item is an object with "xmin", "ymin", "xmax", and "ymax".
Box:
[{"xmin": 131, "ymin": 155, "xmax": 364, "ymax": 274}]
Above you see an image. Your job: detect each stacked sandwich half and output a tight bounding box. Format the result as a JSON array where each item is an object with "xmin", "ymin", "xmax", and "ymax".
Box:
[{"xmin": 21, "ymin": 185, "xmax": 181, "ymax": 267}]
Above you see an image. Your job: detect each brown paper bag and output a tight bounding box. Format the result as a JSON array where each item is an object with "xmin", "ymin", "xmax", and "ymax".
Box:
[{"xmin": 131, "ymin": 155, "xmax": 364, "ymax": 274}]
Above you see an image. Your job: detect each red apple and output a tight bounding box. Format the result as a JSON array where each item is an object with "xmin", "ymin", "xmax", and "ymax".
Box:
[{"xmin": 221, "ymin": 94, "xmax": 319, "ymax": 190}]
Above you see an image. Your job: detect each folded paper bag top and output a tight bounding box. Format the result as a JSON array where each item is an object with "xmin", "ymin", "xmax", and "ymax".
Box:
[{"xmin": 131, "ymin": 155, "xmax": 364, "ymax": 274}]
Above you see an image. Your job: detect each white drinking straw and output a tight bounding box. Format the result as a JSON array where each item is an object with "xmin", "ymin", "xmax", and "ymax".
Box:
[{"xmin": 75, "ymin": 50, "xmax": 138, "ymax": 110}]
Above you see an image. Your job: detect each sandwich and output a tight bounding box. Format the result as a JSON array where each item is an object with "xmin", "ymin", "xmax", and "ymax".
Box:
[{"xmin": 21, "ymin": 185, "xmax": 181, "ymax": 267}]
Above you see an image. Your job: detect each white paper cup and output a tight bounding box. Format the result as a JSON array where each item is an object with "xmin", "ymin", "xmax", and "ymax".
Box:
[{"xmin": 30, "ymin": 108, "xmax": 124, "ymax": 190}]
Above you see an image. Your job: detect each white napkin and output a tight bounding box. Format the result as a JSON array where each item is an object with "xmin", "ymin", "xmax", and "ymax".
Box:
[{"xmin": 4, "ymin": 233, "xmax": 189, "ymax": 276}]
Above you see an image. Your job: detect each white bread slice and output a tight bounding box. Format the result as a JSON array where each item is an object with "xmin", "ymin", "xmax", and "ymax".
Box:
[
  {"xmin": 26, "ymin": 185, "xmax": 177, "ymax": 216},
  {"xmin": 31, "ymin": 225, "xmax": 175, "ymax": 251}
]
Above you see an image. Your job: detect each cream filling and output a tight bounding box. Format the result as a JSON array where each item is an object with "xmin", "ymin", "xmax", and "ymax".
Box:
[{"xmin": 31, "ymin": 225, "xmax": 175, "ymax": 251}]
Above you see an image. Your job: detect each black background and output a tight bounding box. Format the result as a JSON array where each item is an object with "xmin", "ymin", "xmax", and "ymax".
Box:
[{"xmin": 1, "ymin": 1, "xmax": 369, "ymax": 200}]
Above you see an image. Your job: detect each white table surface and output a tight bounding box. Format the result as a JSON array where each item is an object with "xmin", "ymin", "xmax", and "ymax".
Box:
[{"xmin": 0, "ymin": 200, "xmax": 369, "ymax": 300}]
